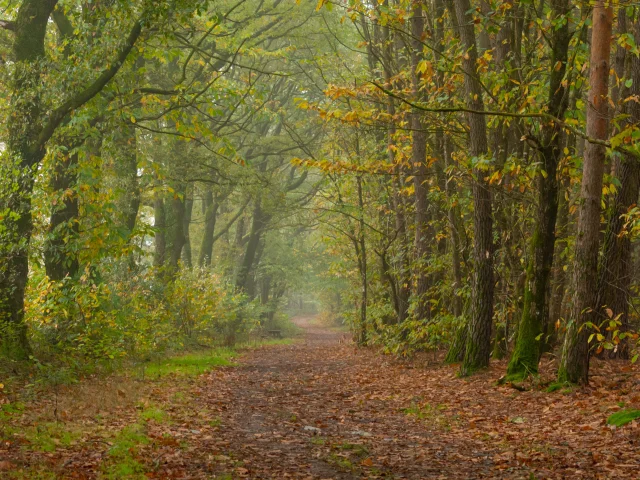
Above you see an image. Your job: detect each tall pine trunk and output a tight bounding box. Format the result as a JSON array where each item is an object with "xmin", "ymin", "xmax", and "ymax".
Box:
[
  {"xmin": 409, "ymin": 1, "xmax": 432, "ymax": 323},
  {"xmin": 559, "ymin": 0, "xmax": 613, "ymax": 384}
]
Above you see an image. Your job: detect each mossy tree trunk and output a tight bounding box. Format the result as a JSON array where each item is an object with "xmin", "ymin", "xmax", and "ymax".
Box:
[
  {"xmin": 445, "ymin": 324, "xmax": 467, "ymax": 364},
  {"xmin": 506, "ymin": 0, "xmax": 571, "ymax": 380},
  {"xmin": 0, "ymin": 0, "xmax": 59, "ymax": 358}
]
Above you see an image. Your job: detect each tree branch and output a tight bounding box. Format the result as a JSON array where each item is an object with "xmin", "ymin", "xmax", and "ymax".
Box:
[
  {"xmin": 0, "ymin": 19, "xmax": 15, "ymax": 31},
  {"xmin": 211, "ymin": 198, "xmax": 251, "ymax": 244},
  {"xmin": 35, "ymin": 18, "xmax": 143, "ymax": 152},
  {"xmin": 52, "ymin": 8, "xmax": 73, "ymax": 39},
  {"xmin": 369, "ymin": 81, "xmax": 639, "ymax": 159}
]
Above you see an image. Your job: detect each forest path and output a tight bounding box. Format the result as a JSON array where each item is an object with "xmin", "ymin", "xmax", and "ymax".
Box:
[
  {"xmin": 184, "ymin": 316, "xmax": 639, "ymax": 479},
  {"xmin": 2, "ymin": 315, "xmax": 638, "ymax": 479}
]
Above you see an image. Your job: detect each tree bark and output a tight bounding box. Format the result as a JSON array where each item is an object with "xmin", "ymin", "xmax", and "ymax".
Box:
[
  {"xmin": 182, "ymin": 193, "xmax": 194, "ymax": 269},
  {"xmin": 357, "ymin": 174, "xmax": 368, "ymax": 343},
  {"xmin": 198, "ymin": 189, "xmax": 219, "ymax": 267},
  {"xmin": 236, "ymin": 199, "xmax": 270, "ymax": 293},
  {"xmin": 447, "ymin": 0, "xmax": 494, "ymax": 375},
  {"xmin": 596, "ymin": 18, "xmax": 640, "ymax": 359},
  {"xmin": 409, "ymin": 0, "xmax": 432, "ymax": 323},
  {"xmin": 507, "ymin": 0, "xmax": 571, "ymax": 379},
  {"xmin": 168, "ymin": 191, "xmax": 187, "ymax": 272},
  {"xmin": 432, "ymin": 0, "xmax": 464, "ymax": 320},
  {"xmin": 116, "ymin": 121, "xmax": 140, "ymax": 237},
  {"xmin": 153, "ymin": 194, "xmax": 167, "ymax": 269},
  {"xmin": 0, "ymin": 0, "xmax": 59, "ymax": 358},
  {"xmin": 559, "ymin": 0, "xmax": 613, "ymax": 384}
]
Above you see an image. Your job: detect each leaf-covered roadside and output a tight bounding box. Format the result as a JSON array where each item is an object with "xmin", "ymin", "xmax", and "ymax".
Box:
[
  {"xmin": 0, "ymin": 341, "xmax": 289, "ymax": 479},
  {"xmin": 1, "ymin": 316, "xmax": 639, "ymax": 479}
]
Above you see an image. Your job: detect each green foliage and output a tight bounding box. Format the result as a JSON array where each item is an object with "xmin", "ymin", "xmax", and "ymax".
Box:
[
  {"xmin": 22, "ymin": 267, "xmax": 258, "ymax": 372},
  {"xmin": 366, "ymin": 309, "xmax": 464, "ymax": 357},
  {"xmin": 0, "ymin": 421, "xmax": 80, "ymax": 453}
]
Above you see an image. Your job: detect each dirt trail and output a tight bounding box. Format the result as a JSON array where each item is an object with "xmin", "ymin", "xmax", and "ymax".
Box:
[
  {"xmin": 2, "ymin": 315, "xmax": 639, "ymax": 479},
  {"xmin": 198, "ymin": 316, "xmax": 494, "ymax": 479},
  {"xmin": 190, "ymin": 316, "xmax": 639, "ymax": 479}
]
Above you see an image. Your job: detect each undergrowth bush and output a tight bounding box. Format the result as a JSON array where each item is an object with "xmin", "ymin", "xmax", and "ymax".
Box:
[{"xmin": 21, "ymin": 265, "xmax": 259, "ymax": 376}]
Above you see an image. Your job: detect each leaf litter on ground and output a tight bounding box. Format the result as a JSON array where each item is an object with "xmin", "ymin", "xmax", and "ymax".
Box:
[{"xmin": 0, "ymin": 315, "xmax": 638, "ymax": 479}]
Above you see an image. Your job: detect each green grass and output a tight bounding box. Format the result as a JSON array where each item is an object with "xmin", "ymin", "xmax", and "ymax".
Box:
[
  {"xmin": 139, "ymin": 405, "xmax": 169, "ymax": 423},
  {"xmin": 334, "ymin": 442, "xmax": 369, "ymax": 457},
  {"xmin": 545, "ymin": 381, "xmax": 575, "ymax": 394},
  {"xmin": 1, "ymin": 422, "xmax": 81, "ymax": 453},
  {"xmin": 327, "ymin": 453, "xmax": 355, "ymax": 470},
  {"xmin": 141, "ymin": 338, "xmax": 295, "ymax": 379},
  {"xmin": 403, "ymin": 402, "xmax": 453, "ymax": 430},
  {"xmin": 5, "ymin": 467, "xmax": 57, "ymax": 480},
  {"xmin": 142, "ymin": 348, "xmax": 237, "ymax": 378},
  {"xmin": 208, "ymin": 417, "xmax": 222, "ymax": 427},
  {"xmin": 0, "ymin": 401, "xmax": 25, "ymax": 421},
  {"xmin": 325, "ymin": 441, "xmax": 370, "ymax": 472},
  {"xmin": 101, "ymin": 424, "xmax": 150, "ymax": 480},
  {"xmin": 607, "ymin": 409, "xmax": 640, "ymax": 427}
]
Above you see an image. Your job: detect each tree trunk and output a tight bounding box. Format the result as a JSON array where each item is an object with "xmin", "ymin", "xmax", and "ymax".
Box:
[
  {"xmin": 0, "ymin": 0, "xmax": 58, "ymax": 358},
  {"xmin": 44, "ymin": 150, "xmax": 80, "ymax": 282},
  {"xmin": 153, "ymin": 194, "xmax": 167, "ymax": 269},
  {"xmin": 410, "ymin": 1, "xmax": 432, "ymax": 323},
  {"xmin": 548, "ymin": 173, "xmax": 571, "ymax": 349},
  {"xmin": 380, "ymin": 3, "xmax": 410, "ymax": 326},
  {"xmin": 559, "ymin": 0, "xmax": 613, "ymax": 384},
  {"xmin": 447, "ymin": 0, "xmax": 494, "ymax": 375},
  {"xmin": 168, "ymin": 192, "xmax": 187, "ymax": 272},
  {"xmin": 596, "ymin": 19, "xmax": 640, "ymax": 359},
  {"xmin": 506, "ymin": 0, "xmax": 571, "ymax": 380},
  {"xmin": 236, "ymin": 199, "xmax": 270, "ymax": 293},
  {"xmin": 357, "ymin": 175, "xmax": 367, "ymax": 343},
  {"xmin": 435, "ymin": 0, "xmax": 463, "ymax": 319},
  {"xmin": 116, "ymin": 121, "xmax": 140, "ymax": 237},
  {"xmin": 198, "ymin": 189, "xmax": 219, "ymax": 267},
  {"xmin": 182, "ymin": 193, "xmax": 193, "ymax": 268}
]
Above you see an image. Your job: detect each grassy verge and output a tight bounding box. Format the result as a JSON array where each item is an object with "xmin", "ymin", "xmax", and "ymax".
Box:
[{"xmin": 138, "ymin": 337, "xmax": 295, "ymax": 379}]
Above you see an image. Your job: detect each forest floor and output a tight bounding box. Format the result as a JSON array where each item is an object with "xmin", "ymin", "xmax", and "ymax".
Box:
[{"xmin": 1, "ymin": 316, "xmax": 640, "ymax": 479}]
